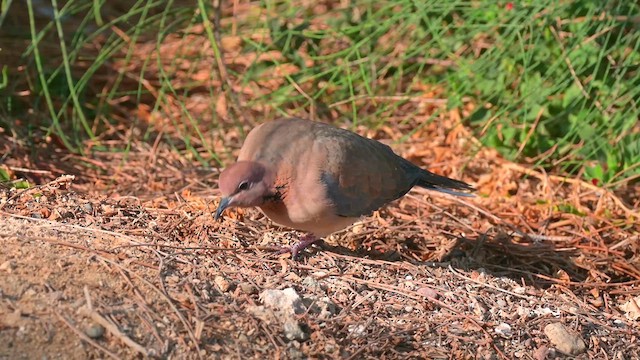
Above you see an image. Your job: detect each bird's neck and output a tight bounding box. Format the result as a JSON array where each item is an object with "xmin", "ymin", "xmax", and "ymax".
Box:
[
  {"xmin": 262, "ymin": 184, "xmax": 286, "ymax": 203},
  {"xmin": 261, "ymin": 166, "xmax": 287, "ymax": 203}
]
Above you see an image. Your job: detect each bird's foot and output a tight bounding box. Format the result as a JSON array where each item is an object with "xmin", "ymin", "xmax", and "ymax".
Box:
[{"xmin": 276, "ymin": 235, "xmax": 321, "ymax": 259}]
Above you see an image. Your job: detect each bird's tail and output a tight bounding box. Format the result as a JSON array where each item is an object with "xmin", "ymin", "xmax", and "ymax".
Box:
[{"xmin": 415, "ymin": 170, "xmax": 475, "ymax": 197}]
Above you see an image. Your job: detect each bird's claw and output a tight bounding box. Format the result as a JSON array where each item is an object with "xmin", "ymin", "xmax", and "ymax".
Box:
[{"xmin": 274, "ymin": 236, "xmax": 320, "ymax": 260}]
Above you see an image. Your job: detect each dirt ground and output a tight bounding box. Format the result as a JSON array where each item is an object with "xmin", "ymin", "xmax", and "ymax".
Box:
[{"xmin": 1, "ymin": 122, "xmax": 639, "ymax": 359}]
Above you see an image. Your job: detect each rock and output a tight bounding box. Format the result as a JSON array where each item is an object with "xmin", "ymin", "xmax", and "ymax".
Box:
[
  {"xmin": 302, "ymin": 296, "xmax": 338, "ymax": 319},
  {"xmin": 494, "ymin": 322, "xmax": 512, "ymax": 338},
  {"xmin": 284, "ymin": 272, "xmax": 302, "ymax": 282},
  {"xmin": 214, "ymin": 275, "xmax": 231, "ymax": 292},
  {"xmin": 287, "ymin": 341, "xmax": 305, "ymax": 359},
  {"xmin": 2, "ymin": 310, "xmax": 23, "ymax": 327},
  {"xmin": 246, "ymin": 305, "xmax": 275, "ymax": 323},
  {"xmin": 237, "ymin": 333, "xmax": 249, "ymax": 344},
  {"xmin": 260, "ymin": 288, "xmax": 305, "ymax": 315},
  {"xmin": 620, "ymin": 296, "xmax": 640, "ymax": 320},
  {"xmin": 85, "ymin": 323, "xmax": 105, "ymax": 339},
  {"xmin": 239, "ymin": 283, "xmax": 257, "ymax": 295},
  {"xmin": 22, "ymin": 288, "xmax": 37, "ymax": 298},
  {"xmin": 82, "ymin": 203, "xmax": 94, "ymax": 214},
  {"xmin": 544, "ymin": 322, "xmax": 587, "ymax": 355},
  {"xmin": 471, "ymin": 297, "xmax": 488, "ymax": 319},
  {"xmin": 311, "ymin": 296, "xmax": 338, "ymax": 319},
  {"xmin": 347, "ymin": 323, "xmax": 367, "ymax": 337},
  {"xmin": 532, "ymin": 345, "xmax": 549, "ymax": 360},
  {"xmin": 0, "ymin": 260, "xmax": 15, "ymax": 273},
  {"xmin": 255, "ymin": 288, "xmax": 310, "ymax": 342},
  {"xmin": 416, "ymin": 287, "xmax": 439, "ymax": 299},
  {"xmin": 302, "ymin": 276, "xmax": 321, "ymax": 291},
  {"xmin": 311, "ymin": 271, "xmax": 328, "ymax": 279},
  {"xmin": 283, "ymin": 318, "xmax": 308, "ymax": 341},
  {"xmin": 351, "ymin": 223, "xmax": 364, "ymax": 234}
]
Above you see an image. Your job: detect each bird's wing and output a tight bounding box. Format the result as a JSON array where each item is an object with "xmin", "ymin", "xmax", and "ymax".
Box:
[{"xmin": 314, "ymin": 125, "xmax": 416, "ymax": 217}]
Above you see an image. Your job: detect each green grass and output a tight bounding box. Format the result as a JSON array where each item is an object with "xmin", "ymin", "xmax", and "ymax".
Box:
[{"xmin": 2, "ymin": 0, "xmax": 639, "ymax": 186}]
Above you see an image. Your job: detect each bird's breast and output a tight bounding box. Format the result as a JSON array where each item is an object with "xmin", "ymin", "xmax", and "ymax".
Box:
[{"xmin": 259, "ymin": 193, "xmax": 358, "ymax": 238}]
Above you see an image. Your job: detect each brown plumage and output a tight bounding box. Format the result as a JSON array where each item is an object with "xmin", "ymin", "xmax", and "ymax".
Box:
[{"xmin": 216, "ymin": 118, "xmax": 474, "ymax": 257}]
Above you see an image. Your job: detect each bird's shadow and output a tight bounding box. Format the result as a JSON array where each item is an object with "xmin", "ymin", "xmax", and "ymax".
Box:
[{"xmin": 294, "ymin": 230, "xmax": 592, "ymax": 290}]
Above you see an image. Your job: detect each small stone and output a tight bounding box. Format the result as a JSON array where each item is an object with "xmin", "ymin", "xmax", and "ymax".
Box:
[
  {"xmin": 351, "ymin": 223, "xmax": 364, "ymax": 234},
  {"xmin": 288, "ymin": 340, "xmax": 305, "ymax": 359},
  {"xmin": 258, "ymin": 288, "xmax": 310, "ymax": 342},
  {"xmin": 85, "ymin": 323, "xmax": 105, "ymax": 339},
  {"xmin": 259, "ymin": 232, "xmax": 275, "ymax": 246},
  {"xmin": 214, "ymin": 275, "xmax": 230, "ymax": 292},
  {"xmin": 313, "ymin": 297, "xmax": 338, "ymax": 318},
  {"xmin": 516, "ymin": 306, "xmax": 529, "ymax": 317},
  {"xmin": 494, "ymin": 322, "xmax": 512, "ymax": 338},
  {"xmin": 39, "ymin": 207, "xmax": 51, "ymax": 218},
  {"xmin": 22, "ymin": 288, "xmax": 37, "ymax": 298},
  {"xmin": 165, "ymin": 275, "xmax": 180, "ymax": 284},
  {"xmin": 246, "ymin": 305, "xmax": 273, "ymax": 323},
  {"xmin": 284, "ymin": 272, "xmax": 301, "ymax": 282},
  {"xmin": 620, "ymin": 296, "xmax": 640, "ymax": 320},
  {"xmin": 283, "ymin": 318, "xmax": 308, "ymax": 341},
  {"xmin": 544, "ymin": 322, "xmax": 587, "ymax": 355},
  {"xmin": 588, "ymin": 297, "xmax": 603, "ymax": 307},
  {"xmin": 237, "ymin": 334, "xmax": 249, "ymax": 343},
  {"xmin": 48, "ymin": 291, "xmax": 64, "ymax": 302},
  {"xmin": 260, "ymin": 288, "xmax": 305, "ymax": 315},
  {"xmin": 417, "ymin": 287, "xmax": 439, "ymax": 299},
  {"xmin": 239, "ymin": 283, "xmax": 257, "ymax": 295},
  {"xmin": 2, "ymin": 310, "xmax": 22, "ymax": 327},
  {"xmin": 532, "ymin": 345, "xmax": 549, "ymax": 360},
  {"xmin": 512, "ymin": 286, "xmax": 526, "ymax": 294},
  {"xmin": 82, "ymin": 203, "xmax": 94, "ymax": 213},
  {"xmin": 324, "ymin": 342, "xmax": 336, "ymax": 353},
  {"xmin": 348, "ymin": 323, "xmax": 367, "ymax": 337},
  {"xmin": 311, "ymin": 271, "xmax": 328, "ymax": 279},
  {"xmin": 0, "ymin": 260, "xmax": 15, "ymax": 272},
  {"xmin": 471, "ymin": 298, "xmax": 488, "ymax": 319},
  {"xmin": 547, "ymin": 348, "xmax": 557, "ymax": 358},
  {"xmin": 302, "ymin": 276, "xmax": 321, "ymax": 290}
]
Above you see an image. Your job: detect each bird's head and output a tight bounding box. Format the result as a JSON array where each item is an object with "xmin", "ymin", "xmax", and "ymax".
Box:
[{"xmin": 215, "ymin": 161, "xmax": 272, "ymax": 220}]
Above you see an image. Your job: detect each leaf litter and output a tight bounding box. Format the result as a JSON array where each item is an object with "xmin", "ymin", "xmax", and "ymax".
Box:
[{"xmin": 1, "ymin": 111, "xmax": 639, "ymax": 358}]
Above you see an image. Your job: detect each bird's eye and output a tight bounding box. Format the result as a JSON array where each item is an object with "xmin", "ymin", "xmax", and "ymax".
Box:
[{"xmin": 238, "ymin": 181, "xmax": 250, "ymax": 191}]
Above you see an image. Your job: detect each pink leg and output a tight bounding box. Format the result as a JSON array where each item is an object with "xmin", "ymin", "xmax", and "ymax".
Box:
[{"xmin": 277, "ymin": 234, "xmax": 320, "ymax": 259}]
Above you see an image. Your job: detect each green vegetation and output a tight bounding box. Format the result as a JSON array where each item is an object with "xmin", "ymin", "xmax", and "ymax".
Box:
[{"xmin": 1, "ymin": 0, "xmax": 639, "ymax": 185}]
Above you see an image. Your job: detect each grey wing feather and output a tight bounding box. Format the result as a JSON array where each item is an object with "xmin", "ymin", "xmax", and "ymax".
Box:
[{"xmin": 318, "ymin": 131, "xmax": 416, "ymax": 217}]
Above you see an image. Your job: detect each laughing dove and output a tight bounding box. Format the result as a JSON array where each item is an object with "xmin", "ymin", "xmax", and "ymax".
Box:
[{"xmin": 215, "ymin": 118, "xmax": 474, "ymax": 257}]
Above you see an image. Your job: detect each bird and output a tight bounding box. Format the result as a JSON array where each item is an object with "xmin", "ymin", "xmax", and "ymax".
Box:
[{"xmin": 215, "ymin": 118, "xmax": 474, "ymax": 258}]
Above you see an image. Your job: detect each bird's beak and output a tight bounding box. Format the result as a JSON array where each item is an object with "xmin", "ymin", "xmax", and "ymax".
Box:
[{"xmin": 214, "ymin": 197, "xmax": 232, "ymax": 220}]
